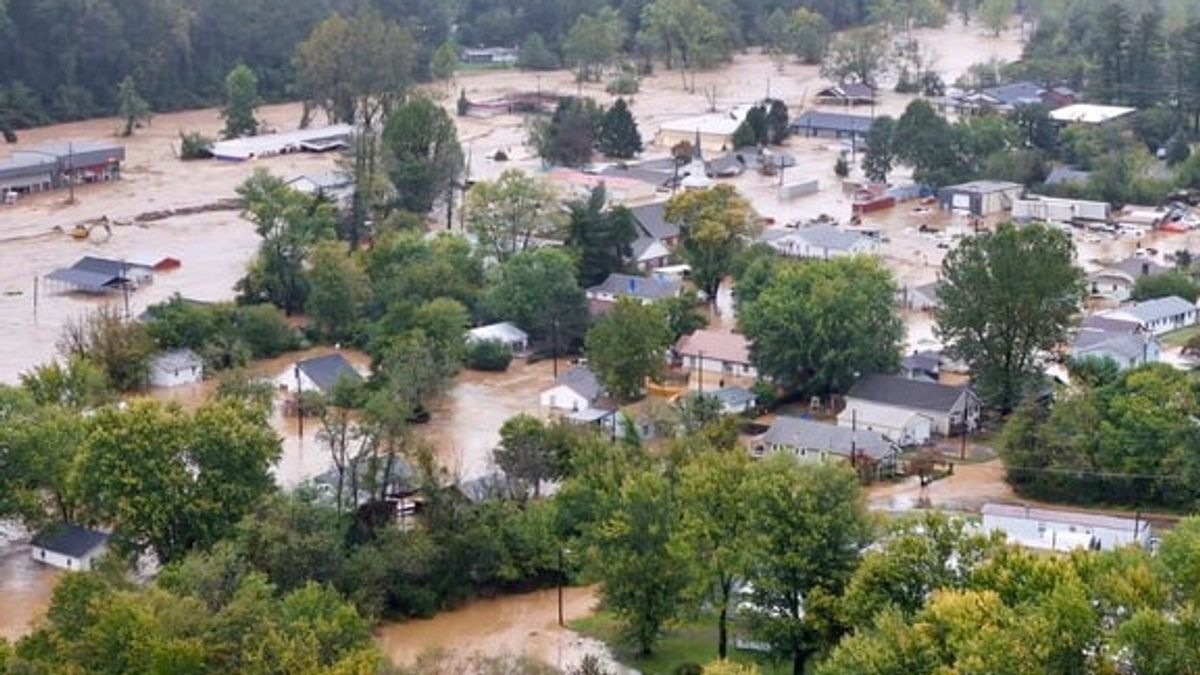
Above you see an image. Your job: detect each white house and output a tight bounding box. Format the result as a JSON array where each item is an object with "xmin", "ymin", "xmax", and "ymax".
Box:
[
  {"xmin": 756, "ymin": 416, "xmax": 899, "ymax": 476},
  {"xmin": 276, "ymin": 352, "xmax": 364, "ymax": 395},
  {"xmin": 540, "ymin": 365, "xmax": 603, "ymax": 412},
  {"xmin": 149, "ymin": 349, "xmax": 204, "ymax": 388},
  {"xmin": 938, "ymin": 180, "xmax": 1023, "ymax": 217},
  {"xmin": 1088, "ymin": 258, "xmax": 1168, "ymax": 303},
  {"xmin": 1103, "ymin": 296, "xmax": 1199, "ymax": 336},
  {"xmin": 586, "ymin": 273, "xmax": 682, "ymax": 313},
  {"xmin": 760, "ymin": 224, "xmax": 878, "ymax": 259},
  {"xmin": 1071, "ymin": 328, "xmax": 1160, "ymax": 369},
  {"xmin": 981, "ymin": 503, "xmax": 1152, "ymax": 552},
  {"xmin": 839, "ymin": 374, "xmax": 980, "ymax": 445},
  {"xmin": 31, "ymin": 523, "xmax": 110, "ymax": 571},
  {"xmin": 466, "ymin": 321, "xmax": 529, "ymax": 353},
  {"xmin": 674, "ymin": 329, "xmax": 757, "ymax": 380}
]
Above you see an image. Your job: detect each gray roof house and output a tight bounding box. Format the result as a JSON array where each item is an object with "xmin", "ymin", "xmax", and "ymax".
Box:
[
  {"xmin": 290, "ymin": 353, "xmax": 363, "ymax": 394},
  {"xmin": 586, "ymin": 273, "xmax": 682, "ymax": 309},
  {"xmin": 1071, "ymin": 328, "xmax": 1159, "ymax": 370},
  {"xmin": 758, "ymin": 416, "xmax": 898, "ymax": 476},
  {"xmin": 540, "ymin": 364, "xmax": 605, "ymax": 411},
  {"xmin": 789, "ymin": 111, "xmax": 875, "ymax": 139},
  {"xmin": 1089, "ymin": 257, "xmax": 1168, "ymax": 302},
  {"xmin": 839, "ymin": 374, "xmax": 981, "ymax": 442},
  {"xmin": 761, "ymin": 224, "xmax": 877, "ymax": 259},
  {"xmin": 630, "ymin": 202, "xmax": 680, "ymax": 243},
  {"xmin": 982, "ymin": 81, "xmax": 1046, "ymax": 108},
  {"xmin": 1104, "ymin": 296, "xmax": 1199, "ymax": 336}
]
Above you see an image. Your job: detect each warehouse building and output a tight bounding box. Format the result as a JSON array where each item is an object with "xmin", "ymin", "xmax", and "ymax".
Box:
[{"xmin": 0, "ymin": 140, "xmax": 125, "ymax": 196}]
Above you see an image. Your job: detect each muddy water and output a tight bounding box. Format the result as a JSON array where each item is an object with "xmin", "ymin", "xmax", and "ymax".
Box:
[
  {"xmin": 375, "ymin": 586, "xmax": 631, "ymax": 673},
  {"xmin": 0, "ymin": 544, "xmax": 60, "ymax": 642}
]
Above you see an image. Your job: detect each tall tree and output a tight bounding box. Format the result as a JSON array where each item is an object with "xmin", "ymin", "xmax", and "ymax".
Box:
[
  {"xmin": 484, "ymin": 247, "xmax": 589, "ymax": 350},
  {"xmin": 664, "ymin": 185, "xmax": 760, "ymax": 302},
  {"xmin": 744, "ymin": 458, "xmax": 871, "ymax": 675},
  {"xmin": 295, "ymin": 9, "xmax": 416, "ymax": 128},
  {"xmin": 585, "ymin": 297, "xmax": 673, "ymax": 400},
  {"xmin": 935, "ymin": 222, "xmax": 1085, "ymax": 412},
  {"xmin": 564, "ymin": 186, "xmax": 638, "ymax": 286},
  {"xmin": 493, "ymin": 414, "xmax": 559, "ymax": 497},
  {"xmin": 464, "ymin": 169, "xmax": 563, "ymax": 262},
  {"xmin": 978, "ymin": 0, "xmax": 1014, "ymax": 36},
  {"xmin": 114, "ymin": 76, "xmax": 151, "ymax": 137},
  {"xmin": 598, "ymin": 98, "xmax": 643, "ymax": 159},
  {"xmin": 429, "ymin": 40, "xmax": 458, "ymax": 87},
  {"xmin": 820, "ymin": 26, "xmax": 891, "ymax": 86},
  {"xmin": 862, "ymin": 115, "xmax": 896, "ymax": 183},
  {"xmin": 220, "ymin": 64, "xmax": 259, "ymax": 139},
  {"xmin": 562, "ymin": 8, "xmax": 626, "ymax": 82},
  {"xmin": 739, "ymin": 256, "xmax": 903, "ymax": 395},
  {"xmin": 382, "ymin": 96, "xmax": 464, "ymax": 215},
  {"xmin": 638, "ymin": 0, "xmax": 731, "ymax": 90},
  {"xmin": 305, "ymin": 241, "xmax": 367, "ymax": 343},
  {"xmin": 530, "ymin": 96, "xmax": 602, "ymax": 167}
]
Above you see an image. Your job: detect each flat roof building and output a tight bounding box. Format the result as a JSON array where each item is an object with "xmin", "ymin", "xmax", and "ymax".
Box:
[
  {"xmin": 1049, "ymin": 104, "xmax": 1137, "ymax": 125},
  {"xmin": 211, "ymin": 124, "xmax": 354, "ymax": 161}
]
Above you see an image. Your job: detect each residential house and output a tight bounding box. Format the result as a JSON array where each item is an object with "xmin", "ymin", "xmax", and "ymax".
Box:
[
  {"xmin": 656, "ymin": 106, "xmax": 752, "ymax": 153},
  {"xmin": 149, "ymin": 349, "xmax": 204, "ymax": 388},
  {"xmin": 756, "ymin": 416, "xmax": 899, "ymax": 477},
  {"xmin": 287, "ymin": 171, "xmax": 354, "ymax": 205},
  {"xmin": 312, "ymin": 455, "xmax": 419, "ymax": 506},
  {"xmin": 789, "ymin": 111, "xmax": 875, "ymax": 140},
  {"xmin": 628, "ymin": 202, "xmax": 679, "ymax": 271},
  {"xmin": 901, "ymin": 350, "xmax": 942, "ymax": 382},
  {"xmin": 1103, "ymin": 296, "xmax": 1198, "ymax": 336},
  {"xmin": 981, "ymin": 503, "xmax": 1152, "ymax": 552},
  {"xmin": 1088, "ymin": 257, "xmax": 1167, "ymax": 302},
  {"xmin": 586, "ymin": 273, "xmax": 682, "ymax": 313},
  {"xmin": 466, "ymin": 322, "xmax": 529, "ymax": 353},
  {"xmin": 938, "ymin": 180, "xmax": 1023, "ymax": 217},
  {"xmin": 540, "ymin": 365, "xmax": 603, "ymax": 412},
  {"xmin": 760, "ymin": 224, "xmax": 878, "ymax": 259},
  {"xmin": 31, "ymin": 523, "xmax": 109, "ymax": 571},
  {"xmin": 707, "ymin": 386, "xmax": 757, "ymax": 415},
  {"xmin": 839, "ymin": 374, "xmax": 981, "ymax": 444},
  {"xmin": 814, "ymin": 82, "xmax": 876, "ymax": 106},
  {"xmin": 277, "ymin": 352, "xmax": 364, "ymax": 395},
  {"xmin": 674, "ymin": 329, "xmax": 757, "ymax": 380},
  {"xmin": 460, "ymin": 47, "xmax": 519, "ymax": 65},
  {"xmin": 1070, "ymin": 328, "xmax": 1160, "ymax": 369}
]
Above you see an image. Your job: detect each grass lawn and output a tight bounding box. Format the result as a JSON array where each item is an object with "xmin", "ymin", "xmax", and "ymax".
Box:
[
  {"xmin": 1162, "ymin": 324, "xmax": 1200, "ymax": 348},
  {"xmin": 570, "ymin": 612, "xmax": 791, "ymax": 675}
]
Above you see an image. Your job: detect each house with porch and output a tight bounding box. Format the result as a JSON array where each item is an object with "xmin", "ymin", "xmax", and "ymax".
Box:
[
  {"xmin": 756, "ymin": 416, "xmax": 899, "ymax": 478},
  {"xmin": 839, "ymin": 374, "xmax": 980, "ymax": 445}
]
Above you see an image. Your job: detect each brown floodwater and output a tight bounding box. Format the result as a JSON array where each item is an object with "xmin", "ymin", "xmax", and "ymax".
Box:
[
  {"xmin": 374, "ymin": 585, "xmax": 632, "ymax": 673},
  {"xmin": 0, "ymin": 543, "xmax": 60, "ymax": 642}
]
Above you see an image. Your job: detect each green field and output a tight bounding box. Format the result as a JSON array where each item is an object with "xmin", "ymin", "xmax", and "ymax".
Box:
[{"xmin": 570, "ymin": 612, "xmax": 791, "ymax": 675}]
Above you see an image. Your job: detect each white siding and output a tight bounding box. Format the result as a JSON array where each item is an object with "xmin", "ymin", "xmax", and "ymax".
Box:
[
  {"xmin": 540, "ymin": 385, "xmax": 591, "ymax": 412},
  {"xmin": 982, "ymin": 514, "xmax": 1150, "ymax": 552},
  {"xmin": 31, "ymin": 544, "xmax": 106, "ymax": 572},
  {"xmin": 149, "ymin": 361, "xmax": 203, "ymax": 388},
  {"xmin": 838, "ymin": 401, "xmax": 938, "ymax": 444}
]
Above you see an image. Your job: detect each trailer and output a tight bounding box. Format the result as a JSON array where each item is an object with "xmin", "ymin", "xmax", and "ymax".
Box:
[
  {"xmin": 1012, "ymin": 195, "xmax": 1109, "ymax": 223},
  {"xmin": 779, "ymin": 179, "xmax": 820, "ymax": 200}
]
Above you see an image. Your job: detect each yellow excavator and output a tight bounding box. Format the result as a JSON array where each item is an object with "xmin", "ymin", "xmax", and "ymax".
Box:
[{"xmin": 69, "ymin": 217, "xmax": 113, "ymax": 242}]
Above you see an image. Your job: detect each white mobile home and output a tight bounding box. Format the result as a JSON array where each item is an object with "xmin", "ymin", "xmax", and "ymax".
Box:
[
  {"xmin": 981, "ymin": 503, "xmax": 1151, "ymax": 552},
  {"xmin": 211, "ymin": 124, "xmax": 354, "ymax": 162}
]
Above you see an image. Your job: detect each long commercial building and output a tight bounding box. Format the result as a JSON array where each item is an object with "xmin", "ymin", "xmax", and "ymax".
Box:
[{"xmin": 0, "ymin": 140, "xmax": 125, "ymax": 195}]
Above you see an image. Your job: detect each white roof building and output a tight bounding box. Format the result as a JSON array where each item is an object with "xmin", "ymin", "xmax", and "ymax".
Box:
[
  {"xmin": 1049, "ymin": 104, "xmax": 1137, "ymax": 125},
  {"xmin": 211, "ymin": 124, "xmax": 354, "ymax": 161},
  {"xmin": 981, "ymin": 503, "xmax": 1152, "ymax": 552},
  {"xmin": 466, "ymin": 322, "xmax": 529, "ymax": 351}
]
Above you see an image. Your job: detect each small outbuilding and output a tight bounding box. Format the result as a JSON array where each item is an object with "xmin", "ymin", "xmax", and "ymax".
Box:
[
  {"xmin": 938, "ymin": 180, "xmax": 1023, "ymax": 217},
  {"xmin": 31, "ymin": 523, "xmax": 110, "ymax": 571},
  {"xmin": 540, "ymin": 365, "xmax": 603, "ymax": 412},
  {"xmin": 466, "ymin": 322, "xmax": 529, "ymax": 353},
  {"xmin": 149, "ymin": 349, "xmax": 205, "ymax": 388}
]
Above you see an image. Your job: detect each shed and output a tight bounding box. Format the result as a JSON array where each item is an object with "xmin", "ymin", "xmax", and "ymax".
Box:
[
  {"xmin": 540, "ymin": 365, "xmax": 603, "ymax": 412},
  {"xmin": 149, "ymin": 349, "xmax": 204, "ymax": 388},
  {"xmin": 981, "ymin": 503, "xmax": 1151, "ymax": 552},
  {"xmin": 31, "ymin": 523, "xmax": 109, "ymax": 571},
  {"xmin": 467, "ymin": 322, "xmax": 529, "ymax": 352},
  {"xmin": 938, "ymin": 180, "xmax": 1023, "ymax": 217}
]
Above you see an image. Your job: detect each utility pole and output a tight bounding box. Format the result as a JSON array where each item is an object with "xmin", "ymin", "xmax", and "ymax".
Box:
[
  {"xmin": 697, "ymin": 350, "xmax": 704, "ymax": 393},
  {"xmin": 850, "ymin": 408, "xmax": 857, "ymax": 470},
  {"xmin": 557, "ymin": 546, "xmax": 565, "ymax": 627},
  {"xmin": 552, "ymin": 317, "xmax": 560, "ymax": 378},
  {"xmin": 294, "ymin": 363, "xmax": 304, "ymax": 439},
  {"xmin": 67, "ymin": 141, "xmax": 75, "ymax": 203}
]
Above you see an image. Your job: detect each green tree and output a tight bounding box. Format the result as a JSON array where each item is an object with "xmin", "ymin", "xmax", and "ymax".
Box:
[
  {"xmin": 862, "ymin": 115, "xmax": 896, "ymax": 183},
  {"xmin": 76, "ymin": 399, "xmax": 280, "ymax": 562},
  {"xmin": 484, "ymin": 247, "xmax": 589, "ymax": 350},
  {"xmin": 979, "ymin": 0, "xmax": 1014, "ymax": 36},
  {"xmin": 744, "ymin": 458, "xmax": 871, "ymax": 675},
  {"xmin": 0, "ymin": 401, "xmax": 86, "ymax": 528},
  {"xmin": 590, "ymin": 467, "xmax": 687, "ymax": 655},
  {"xmin": 383, "ymin": 96, "xmax": 464, "ymax": 215},
  {"xmin": 494, "ymin": 414, "xmax": 559, "ymax": 497},
  {"xmin": 305, "ymin": 241, "xmax": 367, "ymax": 343},
  {"xmin": 530, "ymin": 96, "xmax": 602, "ymax": 167},
  {"xmin": 586, "ymin": 297, "xmax": 673, "ymax": 400},
  {"xmin": 114, "ymin": 76, "xmax": 151, "ymax": 137},
  {"xmin": 1132, "ymin": 270, "xmax": 1200, "ymax": 302},
  {"xmin": 675, "ymin": 449, "xmax": 755, "ymax": 659},
  {"xmin": 766, "ymin": 99, "xmax": 790, "ymax": 145},
  {"xmin": 57, "ymin": 305, "xmax": 155, "ymax": 392},
  {"xmin": 598, "ymin": 98, "xmax": 643, "ymax": 159},
  {"xmin": 430, "ymin": 40, "xmax": 459, "ymax": 85},
  {"xmin": 787, "ymin": 8, "xmax": 834, "ymax": 64},
  {"xmin": 295, "ymin": 9, "xmax": 416, "ymax": 128},
  {"xmin": 659, "ymin": 290, "xmax": 708, "ymax": 341},
  {"xmin": 740, "ymin": 257, "xmax": 903, "ymax": 394},
  {"xmin": 562, "ymin": 8, "xmax": 626, "ymax": 82},
  {"xmin": 936, "ymin": 223, "xmax": 1084, "ymax": 412},
  {"xmin": 236, "ymin": 171, "xmax": 337, "ymax": 315},
  {"xmin": 820, "ymin": 26, "xmax": 891, "ymax": 87},
  {"xmin": 665, "ymin": 185, "xmax": 760, "ymax": 302},
  {"xmin": 893, "ymin": 99, "xmax": 965, "ymax": 187},
  {"xmin": 564, "ymin": 186, "xmax": 638, "ymax": 286},
  {"xmin": 19, "ymin": 356, "xmax": 110, "ymax": 409},
  {"xmin": 465, "ymin": 169, "xmax": 563, "ymax": 262},
  {"xmin": 638, "ymin": 0, "xmax": 731, "ymax": 90},
  {"xmin": 518, "ymin": 33, "xmax": 560, "ymax": 70},
  {"xmin": 220, "ymin": 64, "xmax": 259, "ymax": 139}
]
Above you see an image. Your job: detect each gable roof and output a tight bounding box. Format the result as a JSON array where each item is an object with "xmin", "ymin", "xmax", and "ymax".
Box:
[
  {"xmin": 467, "ymin": 321, "xmax": 528, "ymax": 345},
  {"xmin": 552, "ymin": 365, "xmax": 602, "ymax": 401},
  {"xmin": 32, "ymin": 523, "xmax": 109, "ymax": 558},
  {"xmin": 846, "ymin": 374, "xmax": 970, "ymax": 414},
  {"xmin": 629, "ymin": 202, "xmax": 679, "ymax": 241},
  {"xmin": 1106, "ymin": 296, "xmax": 1197, "ymax": 325},
  {"xmin": 761, "ymin": 416, "xmax": 895, "ymax": 461},
  {"xmin": 982, "ymin": 81, "xmax": 1045, "ymax": 106},
  {"xmin": 1081, "ymin": 315, "xmax": 1143, "ymax": 334},
  {"xmin": 151, "ymin": 349, "xmax": 203, "ymax": 372},
  {"xmin": 675, "ymin": 329, "xmax": 752, "ymax": 365},
  {"xmin": 297, "ymin": 353, "xmax": 363, "ymax": 393},
  {"xmin": 791, "ymin": 223, "xmax": 872, "ymax": 251},
  {"xmin": 587, "ymin": 273, "xmax": 681, "ymax": 301},
  {"xmin": 817, "ymin": 82, "xmax": 875, "ymax": 100},
  {"xmin": 1072, "ymin": 329, "xmax": 1153, "ymax": 363},
  {"xmin": 790, "ymin": 111, "xmax": 875, "ymax": 135},
  {"xmin": 1093, "ymin": 257, "xmax": 1168, "ymax": 282}
]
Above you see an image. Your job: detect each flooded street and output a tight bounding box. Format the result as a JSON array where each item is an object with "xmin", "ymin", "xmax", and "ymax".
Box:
[
  {"xmin": 375, "ymin": 585, "xmax": 630, "ymax": 673},
  {"xmin": 869, "ymin": 458, "xmax": 1015, "ymax": 513},
  {"xmin": 0, "ymin": 541, "xmax": 60, "ymax": 642}
]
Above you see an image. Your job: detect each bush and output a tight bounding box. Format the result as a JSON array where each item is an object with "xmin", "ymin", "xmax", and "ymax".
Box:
[
  {"xmin": 179, "ymin": 131, "xmax": 213, "ymax": 159},
  {"xmin": 834, "ymin": 154, "xmax": 850, "ymax": 178},
  {"xmin": 237, "ymin": 304, "xmax": 299, "ymax": 358},
  {"xmin": 606, "ymin": 72, "xmax": 640, "ymax": 95},
  {"xmin": 466, "ymin": 339, "xmax": 513, "ymax": 371}
]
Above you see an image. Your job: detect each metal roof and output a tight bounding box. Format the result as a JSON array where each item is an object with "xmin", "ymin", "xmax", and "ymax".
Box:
[
  {"xmin": 32, "ymin": 523, "xmax": 109, "ymax": 558},
  {"xmin": 789, "ymin": 111, "xmax": 875, "ymax": 134},
  {"xmin": 45, "ymin": 267, "xmax": 125, "ymax": 292},
  {"xmin": 587, "ymin": 273, "xmax": 681, "ymax": 301},
  {"xmin": 846, "ymin": 374, "xmax": 970, "ymax": 414},
  {"xmin": 551, "ymin": 365, "xmax": 602, "ymax": 401},
  {"xmin": 1106, "ymin": 296, "xmax": 1197, "ymax": 325},
  {"xmin": 982, "ymin": 503, "xmax": 1145, "ymax": 533},
  {"xmin": 296, "ymin": 353, "xmax": 363, "ymax": 393},
  {"xmin": 761, "ymin": 416, "xmax": 895, "ymax": 461}
]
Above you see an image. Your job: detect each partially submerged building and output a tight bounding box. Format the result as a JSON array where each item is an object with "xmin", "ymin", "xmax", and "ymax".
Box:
[
  {"xmin": 31, "ymin": 523, "xmax": 110, "ymax": 571},
  {"xmin": 211, "ymin": 124, "xmax": 353, "ymax": 161},
  {"xmin": 981, "ymin": 503, "xmax": 1151, "ymax": 552},
  {"xmin": 0, "ymin": 140, "xmax": 125, "ymax": 196},
  {"xmin": 938, "ymin": 180, "xmax": 1023, "ymax": 217},
  {"xmin": 149, "ymin": 349, "xmax": 205, "ymax": 388},
  {"xmin": 789, "ymin": 111, "xmax": 875, "ymax": 140},
  {"xmin": 45, "ymin": 256, "xmax": 153, "ymax": 294}
]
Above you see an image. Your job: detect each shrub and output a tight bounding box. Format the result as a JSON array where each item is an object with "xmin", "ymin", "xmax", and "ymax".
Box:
[
  {"xmin": 606, "ymin": 72, "xmax": 640, "ymax": 95},
  {"xmin": 466, "ymin": 339, "xmax": 513, "ymax": 371},
  {"xmin": 179, "ymin": 131, "xmax": 214, "ymax": 159},
  {"xmin": 236, "ymin": 304, "xmax": 299, "ymax": 358}
]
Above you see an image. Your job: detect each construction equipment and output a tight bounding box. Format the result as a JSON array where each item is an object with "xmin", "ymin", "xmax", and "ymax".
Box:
[{"xmin": 69, "ymin": 217, "xmax": 113, "ymax": 242}]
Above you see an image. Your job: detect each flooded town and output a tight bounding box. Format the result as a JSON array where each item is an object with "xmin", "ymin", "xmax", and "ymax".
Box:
[{"xmin": 3, "ymin": 1, "xmax": 1200, "ymax": 673}]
